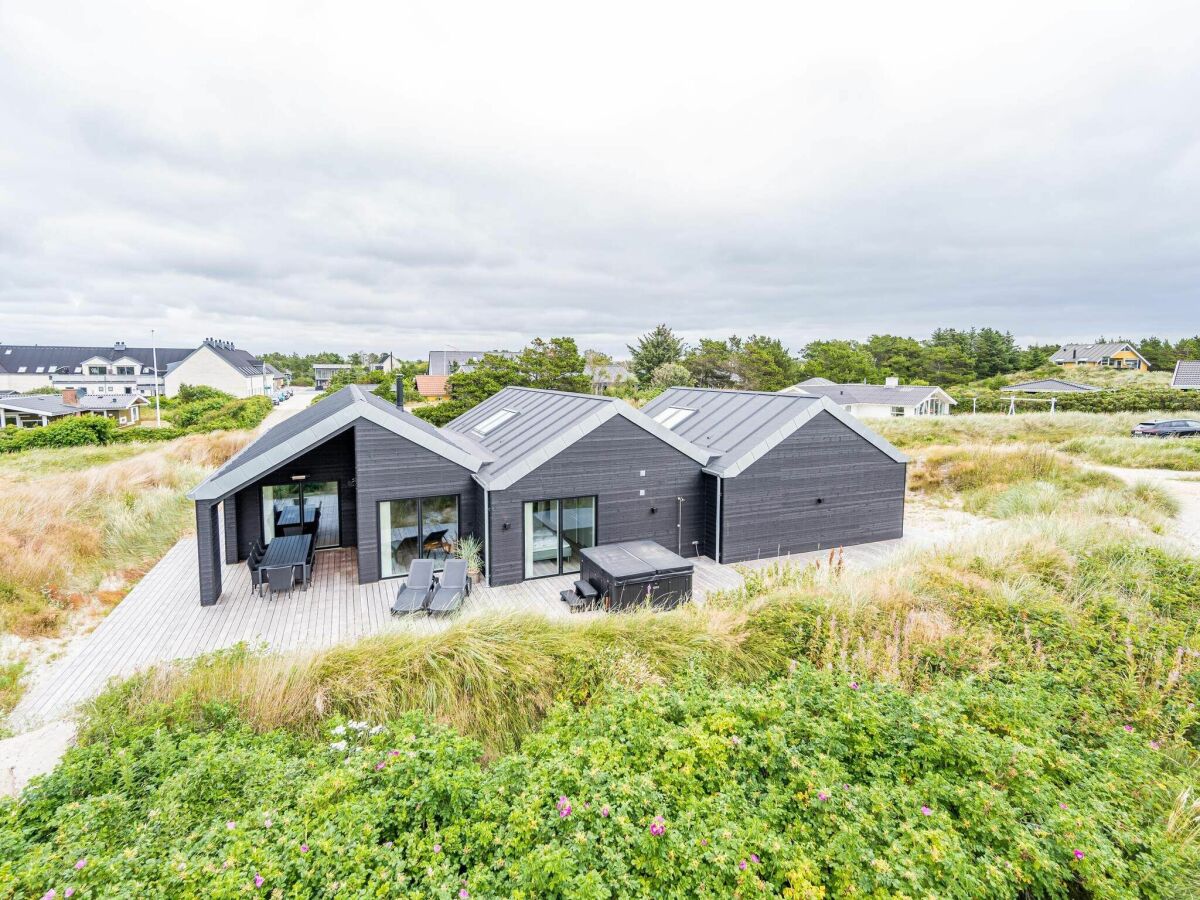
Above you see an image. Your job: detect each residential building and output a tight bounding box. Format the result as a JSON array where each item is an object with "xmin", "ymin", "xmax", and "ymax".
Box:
[
  {"xmin": 188, "ymin": 383, "xmax": 906, "ymax": 605},
  {"xmin": 0, "ymin": 341, "xmax": 192, "ymax": 395},
  {"xmin": 427, "ymin": 349, "xmax": 515, "ymax": 376},
  {"xmin": 781, "ymin": 377, "xmax": 955, "ymax": 417},
  {"xmin": 586, "ymin": 363, "xmax": 633, "ymax": 394},
  {"xmin": 369, "ymin": 353, "xmax": 398, "ymax": 374},
  {"xmin": 312, "ymin": 363, "xmax": 352, "ymax": 390},
  {"xmin": 163, "ymin": 339, "xmax": 283, "ymax": 398},
  {"xmin": 1001, "ymin": 378, "xmax": 1101, "ymax": 394},
  {"xmin": 1172, "ymin": 361, "xmax": 1200, "ymax": 390},
  {"xmin": 0, "ymin": 389, "xmax": 147, "ymax": 428},
  {"xmin": 1050, "ymin": 342, "xmax": 1150, "ymax": 370},
  {"xmin": 414, "ymin": 375, "xmax": 451, "ymax": 400}
]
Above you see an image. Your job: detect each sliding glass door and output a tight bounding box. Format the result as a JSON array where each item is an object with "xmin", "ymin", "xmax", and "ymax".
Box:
[
  {"xmin": 523, "ymin": 496, "xmax": 596, "ymax": 579},
  {"xmin": 379, "ymin": 495, "xmax": 459, "ymax": 578},
  {"xmin": 261, "ymin": 482, "xmax": 340, "ymax": 548}
]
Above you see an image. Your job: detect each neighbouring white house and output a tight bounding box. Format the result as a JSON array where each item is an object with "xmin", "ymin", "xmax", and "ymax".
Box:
[
  {"xmin": 586, "ymin": 362, "xmax": 634, "ymax": 394},
  {"xmin": 163, "ymin": 339, "xmax": 284, "ymax": 398},
  {"xmin": 0, "ymin": 341, "xmax": 194, "ymax": 395},
  {"xmin": 782, "ymin": 377, "xmax": 956, "ymax": 417},
  {"xmin": 0, "ymin": 389, "xmax": 148, "ymax": 428}
]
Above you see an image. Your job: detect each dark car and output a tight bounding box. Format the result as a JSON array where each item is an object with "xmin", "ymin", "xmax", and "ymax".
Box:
[{"xmin": 1131, "ymin": 419, "xmax": 1200, "ymax": 438}]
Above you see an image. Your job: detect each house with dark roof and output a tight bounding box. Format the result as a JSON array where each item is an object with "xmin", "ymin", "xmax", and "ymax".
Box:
[
  {"xmin": 0, "ymin": 389, "xmax": 148, "ymax": 428},
  {"xmin": 1172, "ymin": 361, "xmax": 1200, "ymax": 390},
  {"xmin": 0, "ymin": 341, "xmax": 193, "ymax": 395},
  {"xmin": 163, "ymin": 339, "xmax": 283, "ymax": 398},
  {"xmin": 188, "ymin": 383, "xmax": 907, "ymax": 605},
  {"xmin": 781, "ymin": 377, "xmax": 955, "ymax": 418},
  {"xmin": 1050, "ymin": 342, "xmax": 1150, "ymax": 371}
]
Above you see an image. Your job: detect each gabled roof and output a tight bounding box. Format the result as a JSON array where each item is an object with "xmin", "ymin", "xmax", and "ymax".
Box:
[
  {"xmin": 180, "ymin": 341, "xmax": 280, "ymax": 377},
  {"xmin": 188, "ymin": 385, "xmax": 483, "ymax": 501},
  {"xmin": 0, "ymin": 395, "xmax": 77, "ymax": 416},
  {"xmin": 414, "ymin": 375, "xmax": 450, "ymax": 396},
  {"xmin": 1001, "ymin": 378, "xmax": 1101, "ymax": 393},
  {"xmin": 1050, "ymin": 342, "xmax": 1149, "ymax": 367},
  {"xmin": 77, "ymin": 394, "xmax": 149, "ymax": 410},
  {"xmin": 1172, "ymin": 360, "xmax": 1200, "ymax": 389},
  {"xmin": 0, "ymin": 344, "xmax": 193, "ymax": 375},
  {"xmin": 795, "ymin": 376, "xmax": 835, "ymax": 386},
  {"xmin": 645, "ymin": 387, "xmax": 907, "ymax": 477},
  {"xmin": 427, "ymin": 349, "xmax": 515, "ymax": 376},
  {"xmin": 443, "ymin": 386, "xmax": 713, "ymax": 490},
  {"xmin": 782, "ymin": 382, "xmax": 955, "ymax": 408}
]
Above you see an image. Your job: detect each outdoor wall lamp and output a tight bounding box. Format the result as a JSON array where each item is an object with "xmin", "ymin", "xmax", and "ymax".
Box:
[
  {"xmin": 815, "ymin": 497, "xmax": 824, "ymax": 504},
  {"xmin": 502, "ymin": 522, "xmax": 510, "ymax": 530},
  {"xmin": 649, "ymin": 506, "xmax": 657, "ymax": 514}
]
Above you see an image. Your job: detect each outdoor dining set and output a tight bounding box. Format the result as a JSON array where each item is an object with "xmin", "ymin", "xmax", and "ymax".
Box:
[{"xmin": 246, "ymin": 502, "xmax": 324, "ymax": 598}]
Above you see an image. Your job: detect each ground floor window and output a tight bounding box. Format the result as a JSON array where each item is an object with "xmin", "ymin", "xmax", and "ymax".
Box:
[
  {"xmin": 262, "ymin": 481, "xmax": 340, "ymax": 548},
  {"xmin": 379, "ymin": 495, "xmax": 459, "ymax": 578},
  {"xmin": 890, "ymin": 406, "xmax": 906, "ymax": 416},
  {"xmin": 523, "ymin": 496, "xmax": 597, "ymax": 579}
]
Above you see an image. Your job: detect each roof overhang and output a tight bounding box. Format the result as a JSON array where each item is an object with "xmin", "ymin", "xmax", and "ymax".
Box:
[
  {"xmin": 704, "ymin": 396, "xmax": 908, "ymax": 478},
  {"xmin": 188, "ymin": 387, "xmax": 483, "ymax": 502}
]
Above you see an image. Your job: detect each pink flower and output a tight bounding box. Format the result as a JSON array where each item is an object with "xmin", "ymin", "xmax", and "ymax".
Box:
[
  {"xmin": 375, "ymin": 762, "xmax": 386, "ymax": 771},
  {"xmin": 600, "ymin": 805, "xmax": 610, "ymax": 817},
  {"xmin": 389, "ymin": 749, "xmax": 401, "ymax": 757},
  {"xmin": 459, "ymin": 891, "xmax": 470, "ymax": 899},
  {"xmin": 1059, "ymin": 803, "xmax": 1069, "ymax": 810},
  {"xmin": 74, "ymin": 859, "xmax": 87, "ymax": 870},
  {"xmin": 556, "ymin": 796, "xmax": 573, "ymax": 818},
  {"xmin": 1123, "ymin": 724, "xmax": 1134, "ymax": 733},
  {"xmin": 850, "ymin": 681, "xmax": 860, "ymax": 690},
  {"xmin": 920, "ymin": 806, "xmax": 932, "ymax": 816},
  {"xmin": 254, "ymin": 873, "xmax": 264, "ymax": 888},
  {"xmin": 701, "ymin": 838, "xmax": 708, "ymax": 846},
  {"xmin": 226, "ymin": 820, "xmax": 236, "ymax": 830},
  {"xmin": 65, "ymin": 891, "xmax": 75, "ymax": 899},
  {"xmin": 730, "ymin": 735, "xmax": 741, "ymax": 746},
  {"xmin": 817, "ymin": 792, "xmax": 829, "ymax": 802},
  {"xmin": 739, "ymin": 860, "xmax": 748, "ymax": 871},
  {"xmin": 300, "ymin": 843, "xmax": 309, "ymax": 853},
  {"xmin": 750, "ymin": 853, "xmax": 760, "ymax": 864},
  {"xmin": 41, "ymin": 892, "xmax": 55, "ymax": 900},
  {"xmin": 1150, "ymin": 740, "xmax": 1161, "ymax": 750},
  {"xmin": 649, "ymin": 815, "xmax": 666, "ymax": 837},
  {"xmin": 1074, "ymin": 849, "xmax": 1085, "ymax": 860},
  {"xmin": 433, "ymin": 844, "xmax": 442, "ymax": 854}
]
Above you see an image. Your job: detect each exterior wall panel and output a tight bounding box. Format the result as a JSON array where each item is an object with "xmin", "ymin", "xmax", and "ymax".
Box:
[
  {"xmin": 352, "ymin": 421, "xmax": 478, "ymax": 584},
  {"xmin": 487, "ymin": 417, "xmax": 706, "ymax": 586},
  {"xmin": 719, "ymin": 411, "xmax": 906, "ymax": 564}
]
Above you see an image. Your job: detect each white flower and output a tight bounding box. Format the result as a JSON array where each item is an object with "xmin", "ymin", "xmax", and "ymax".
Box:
[
  {"xmin": 331, "ymin": 725, "xmax": 347, "ymax": 736},
  {"xmin": 369, "ymin": 725, "xmax": 384, "ymax": 735},
  {"xmin": 329, "ymin": 740, "xmax": 348, "ymax": 752},
  {"xmin": 349, "ymin": 720, "xmax": 368, "ymax": 732}
]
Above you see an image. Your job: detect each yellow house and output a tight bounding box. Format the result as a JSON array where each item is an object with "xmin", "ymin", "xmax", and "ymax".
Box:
[{"xmin": 1050, "ymin": 342, "xmax": 1150, "ymax": 371}]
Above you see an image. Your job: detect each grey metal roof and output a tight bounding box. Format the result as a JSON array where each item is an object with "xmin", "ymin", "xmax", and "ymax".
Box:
[
  {"xmin": 783, "ymin": 382, "xmax": 954, "ymax": 407},
  {"xmin": 1172, "ymin": 360, "xmax": 1200, "ymax": 389},
  {"xmin": 427, "ymin": 350, "xmax": 515, "ymax": 376},
  {"xmin": 77, "ymin": 394, "xmax": 149, "ymax": 410},
  {"xmin": 0, "ymin": 395, "xmax": 75, "ymax": 416},
  {"xmin": 796, "ymin": 376, "xmax": 835, "ymax": 386},
  {"xmin": 189, "ymin": 385, "xmax": 482, "ymax": 501},
  {"xmin": 189, "ymin": 340, "xmax": 279, "ymax": 377},
  {"xmin": 0, "ymin": 344, "xmax": 193, "ymax": 375},
  {"xmin": 1050, "ymin": 342, "xmax": 1148, "ymax": 366},
  {"xmin": 1001, "ymin": 378, "xmax": 1101, "ymax": 393},
  {"xmin": 644, "ymin": 387, "xmax": 907, "ymax": 477},
  {"xmin": 443, "ymin": 386, "xmax": 712, "ymax": 490}
]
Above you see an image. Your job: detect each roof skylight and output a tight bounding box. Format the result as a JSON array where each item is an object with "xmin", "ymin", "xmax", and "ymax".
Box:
[
  {"xmin": 653, "ymin": 406, "xmax": 696, "ymax": 430},
  {"xmin": 471, "ymin": 408, "xmax": 519, "ymax": 436}
]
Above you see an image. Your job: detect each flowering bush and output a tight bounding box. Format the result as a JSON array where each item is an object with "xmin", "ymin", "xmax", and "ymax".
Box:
[{"xmin": 2, "ymin": 667, "xmax": 1195, "ymax": 898}]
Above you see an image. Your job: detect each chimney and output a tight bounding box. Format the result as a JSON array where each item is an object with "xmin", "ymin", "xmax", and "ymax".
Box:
[
  {"xmin": 62, "ymin": 388, "xmax": 79, "ymax": 406},
  {"xmin": 885, "ymin": 376, "xmax": 899, "ymax": 387},
  {"xmin": 395, "ymin": 376, "xmax": 404, "ymax": 409},
  {"xmin": 1072, "ymin": 348, "xmax": 1077, "ymax": 359},
  {"xmin": 114, "ymin": 341, "xmax": 126, "ymax": 354}
]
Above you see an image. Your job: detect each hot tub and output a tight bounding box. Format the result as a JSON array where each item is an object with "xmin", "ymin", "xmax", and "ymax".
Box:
[{"xmin": 579, "ymin": 540, "xmax": 694, "ymax": 611}]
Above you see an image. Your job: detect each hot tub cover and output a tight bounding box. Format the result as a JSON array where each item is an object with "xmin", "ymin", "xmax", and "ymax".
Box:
[{"xmin": 579, "ymin": 540, "xmax": 693, "ymax": 579}]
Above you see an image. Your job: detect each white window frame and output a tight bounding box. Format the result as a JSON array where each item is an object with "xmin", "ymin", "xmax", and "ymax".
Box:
[
  {"xmin": 471, "ymin": 408, "xmax": 519, "ymax": 436},
  {"xmin": 652, "ymin": 406, "xmax": 696, "ymax": 429}
]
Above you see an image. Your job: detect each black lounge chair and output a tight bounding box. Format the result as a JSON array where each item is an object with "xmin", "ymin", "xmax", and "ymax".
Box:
[
  {"xmin": 391, "ymin": 559, "xmax": 435, "ymax": 615},
  {"xmin": 263, "ymin": 565, "xmax": 295, "ymax": 600},
  {"xmin": 427, "ymin": 559, "xmax": 469, "ymax": 616}
]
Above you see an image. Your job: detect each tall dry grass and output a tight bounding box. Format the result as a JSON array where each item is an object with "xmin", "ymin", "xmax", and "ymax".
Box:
[
  {"xmin": 1061, "ymin": 435, "xmax": 1200, "ymax": 471},
  {"xmin": 0, "ymin": 431, "xmax": 252, "ymax": 637}
]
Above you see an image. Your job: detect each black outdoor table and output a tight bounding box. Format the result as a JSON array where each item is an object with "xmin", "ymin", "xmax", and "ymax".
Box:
[
  {"xmin": 276, "ymin": 506, "xmax": 317, "ymax": 527},
  {"xmin": 260, "ymin": 534, "xmax": 313, "ymax": 585}
]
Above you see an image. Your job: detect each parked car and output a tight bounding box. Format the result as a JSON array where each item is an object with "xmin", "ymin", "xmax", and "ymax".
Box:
[{"xmin": 1131, "ymin": 419, "xmax": 1200, "ymax": 438}]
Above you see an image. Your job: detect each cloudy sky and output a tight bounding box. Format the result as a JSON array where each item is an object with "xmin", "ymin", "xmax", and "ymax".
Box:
[{"xmin": 1, "ymin": 1, "xmax": 1197, "ymax": 357}]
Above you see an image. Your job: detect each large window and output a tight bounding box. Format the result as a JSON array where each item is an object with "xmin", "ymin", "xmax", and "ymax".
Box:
[
  {"xmin": 379, "ymin": 495, "xmax": 459, "ymax": 578},
  {"xmin": 523, "ymin": 496, "xmax": 596, "ymax": 579},
  {"xmin": 262, "ymin": 481, "xmax": 340, "ymax": 548}
]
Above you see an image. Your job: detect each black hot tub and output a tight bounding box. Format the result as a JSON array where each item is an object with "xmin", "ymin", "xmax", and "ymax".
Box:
[{"xmin": 579, "ymin": 540, "xmax": 694, "ymax": 611}]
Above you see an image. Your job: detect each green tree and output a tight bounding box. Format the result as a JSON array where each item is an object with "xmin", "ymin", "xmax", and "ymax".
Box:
[
  {"xmin": 683, "ymin": 338, "xmax": 737, "ymax": 388},
  {"xmin": 920, "ymin": 344, "xmax": 976, "ymax": 385},
  {"xmin": 864, "ymin": 334, "xmax": 924, "ymax": 382},
  {"xmin": 798, "ymin": 340, "xmax": 879, "ymax": 383},
  {"xmin": 649, "ymin": 362, "xmax": 695, "ymax": 391},
  {"xmin": 734, "ymin": 334, "xmax": 796, "ymax": 391},
  {"xmin": 972, "ymin": 328, "xmax": 1020, "ymax": 378},
  {"xmin": 628, "ymin": 324, "xmax": 686, "ymax": 383}
]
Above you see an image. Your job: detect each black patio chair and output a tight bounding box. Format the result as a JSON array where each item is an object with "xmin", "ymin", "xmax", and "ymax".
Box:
[
  {"xmin": 248, "ymin": 548, "xmax": 267, "ymax": 596},
  {"xmin": 295, "ymin": 537, "xmax": 317, "ymax": 590},
  {"xmin": 391, "ymin": 559, "xmax": 435, "ymax": 615},
  {"xmin": 263, "ymin": 565, "xmax": 295, "ymax": 600},
  {"xmin": 427, "ymin": 559, "xmax": 469, "ymax": 616}
]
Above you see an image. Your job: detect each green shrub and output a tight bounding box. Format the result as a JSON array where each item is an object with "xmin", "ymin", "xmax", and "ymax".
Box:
[
  {"xmin": 0, "ymin": 415, "xmax": 118, "ymax": 453},
  {"xmin": 2, "ymin": 670, "xmax": 1195, "ymax": 898}
]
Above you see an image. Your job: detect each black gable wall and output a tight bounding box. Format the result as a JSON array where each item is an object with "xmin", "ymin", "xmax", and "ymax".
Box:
[
  {"xmin": 718, "ymin": 411, "xmax": 906, "ymax": 564},
  {"xmin": 486, "ymin": 416, "xmax": 705, "ymax": 586},
  {"xmin": 353, "ymin": 420, "xmax": 479, "ymax": 583}
]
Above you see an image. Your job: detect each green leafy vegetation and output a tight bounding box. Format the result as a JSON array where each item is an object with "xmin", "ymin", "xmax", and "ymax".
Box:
[
  {"xmin": 3, "ymin": 519, "xmax": 1199, "ymax": 896},
  {"xmin": 0, "ymin": 659, "xmax": 26, "ymax": 720}
]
